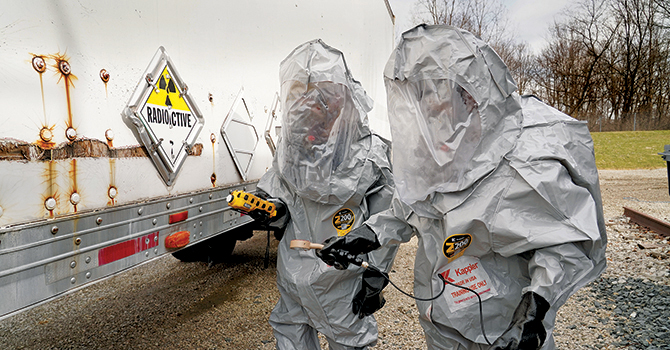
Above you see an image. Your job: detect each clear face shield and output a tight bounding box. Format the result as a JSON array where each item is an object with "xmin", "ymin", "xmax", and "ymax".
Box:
[
  {"xmin": 285, "ymin": 82, "xmax": 346, "ymax": 158},
  {"xmin": 415, "ymin": 80, "xmax": 481, "ymax": 166},
  {"xmin": 388, "ymin": 79, "xmax": 482, "ymax": 203},
  {"xmin": 277, "ymin": 80, "xmax": 359, "ymax": 192}
]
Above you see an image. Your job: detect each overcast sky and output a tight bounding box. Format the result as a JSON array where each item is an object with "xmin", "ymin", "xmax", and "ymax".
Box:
[{"xmin": 387, "ymin": 0, "xmax": 574, "ymax": 54}]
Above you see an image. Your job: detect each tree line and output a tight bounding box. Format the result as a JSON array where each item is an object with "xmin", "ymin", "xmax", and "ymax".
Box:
[{"xmin": 412, "ymin": 0, "xmax": 670, "ymax": 131}]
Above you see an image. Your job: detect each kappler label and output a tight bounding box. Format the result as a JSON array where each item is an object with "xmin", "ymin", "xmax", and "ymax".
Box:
[{"xmin": 439, "ymin": 256, "xmax": 497, "ymax": 312}]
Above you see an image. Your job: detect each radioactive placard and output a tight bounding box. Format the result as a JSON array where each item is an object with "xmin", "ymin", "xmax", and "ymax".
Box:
[{"xmin": 122, "ymin": 47, "xmax": 204, "ymax": 186}]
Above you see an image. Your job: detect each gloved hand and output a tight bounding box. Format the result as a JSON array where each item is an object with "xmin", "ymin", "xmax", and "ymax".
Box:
[
  {"xmin": 491, "ymin": 292, "xmax": 550, "ymax": 350},
  {"xmin": 248, "ymin": 209, "xmax": 271, "ymax": 225},
  {"xmin": 352, "ymin": 268, "xmax": 389, "ymax": 318},
  {"xmin": 249, "ymin": 197, "xmax": 287, "ymax": 226},
  {"xmin": 316, "ymin": 224, "xmax": 380, "ymax": 270}
]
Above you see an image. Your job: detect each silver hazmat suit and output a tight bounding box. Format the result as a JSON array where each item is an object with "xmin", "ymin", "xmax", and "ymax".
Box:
[
  {"xmin": 258, "ymin": 39, "xmax": 397, "ymax": 350},
  {"xmin": 363, "ymin": 25, "xmax": 607, "ymax": 349}
]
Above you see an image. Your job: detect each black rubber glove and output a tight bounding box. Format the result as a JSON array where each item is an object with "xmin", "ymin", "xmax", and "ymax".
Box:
[
  {"xmin": 249, "ymin": 197, "xmax": 287, "ymax": 226},
  {"xmin": 316, "ymin": 224, "xmax": 380, "ymax": 270},
  {"xmin": 491, "ymin": 292, "xmax": 550, "ymax": 350},
  {"xmin": 248, "ymin": 209, "xmax": 271, "ymax": 224},
  {"xmin": 352, "ymin": 268, "xmax": 389, "ymax": 318}
]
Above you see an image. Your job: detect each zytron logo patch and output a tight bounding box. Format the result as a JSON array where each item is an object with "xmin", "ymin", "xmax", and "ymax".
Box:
[
  {"xmin": 442, "ymin": 234, "xmax": 472, "ymax": 261},
  {"xmin": 333, "ymin": 208, "xmax": 355, "ymax": 236}
]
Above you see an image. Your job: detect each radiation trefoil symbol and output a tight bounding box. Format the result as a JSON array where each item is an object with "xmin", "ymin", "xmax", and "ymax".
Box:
[{"xmin": 123, "ymin": 46, "xmax": 204, "ymax": 186}]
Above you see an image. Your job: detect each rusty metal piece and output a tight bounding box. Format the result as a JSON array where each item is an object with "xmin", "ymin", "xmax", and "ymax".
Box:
[
  {"xmin": 32, "ymin": 56, "xmax": 46, "ymax": 73},
  {"xmin": 179, "ymin": 84, "xmax": 188, "ymax": 98},
  {"xmin": 108, "ymin": 186, "xmax": 117, "ymax": 199},
  {"xmin": 99, "ymin": 69, "xmax": 110, "ymax": 83},
  {"xmin": 51, "ymin": 226, "xmax": 59, "ymax": 234},
  {"xmin": 210, "ymin": 133, "xmax": 216, "ymax": 143},
  {"xmin": 189, "ymin": 143, "xmax": 203, "ymax": 156},
  {"xmin": 0, "ymin": 138, "xmax": 159, "ymax": 161},
  {"xmin": 210, "ymin": 173, "xmax": 216, "ymax": 185},
  {"xmin": 65, "ymin": 127, "xmax": 77, "ymax": 141},
  {"xmin": 105, "ymin": 129, "xmax": 114, "ymax": 142},
  {"xmin": 69, "ymin": 192, "xmax": 80, "ymax": 205},
  {"xmin": 624, "ymin": 207, "xmax": 670, "ymax": 238},
  {"xmin": 36, "ymin": 125, "xmax": 56, "ymax": 149},
  {"xmin": 58, "ymin": 60, "xmax": 71, "ymax": 75},
  {"xmin": 96, "ymin": 217, "xmax": 102, "ymax": 225},
  {"xmin": 145, "ymin": 73, "xmax": 158, "ymax": 92},
  {"xmin": 75, "ymin": 238, "xmax": 81, "ymax": 245},
  {"xmin": 39, "ymin": 127, "xmax": 53, "ymax": 142},
  {"xmin": 44, "ymin": 197, "xmax": 56, "ymax": 211},
  {"xmin": 208, "ymin": 93, "xmax": 213, "ymax": 103}
]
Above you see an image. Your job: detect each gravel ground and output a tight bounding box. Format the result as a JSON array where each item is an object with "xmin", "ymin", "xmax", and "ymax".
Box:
[{"xmin": 0, "ymin": 168, "xmax": 669, "ymax": 350}]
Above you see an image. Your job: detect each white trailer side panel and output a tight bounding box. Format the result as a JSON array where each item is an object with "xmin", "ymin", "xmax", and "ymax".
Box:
[{"xmin": 0, "ymin": 0, "xmax": 394, "ymax": 320}]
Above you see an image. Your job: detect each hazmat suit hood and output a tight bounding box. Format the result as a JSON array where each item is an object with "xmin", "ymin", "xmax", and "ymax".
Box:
[
  {"xmin": 276, "ymin": 39, "xmax": 375, "ymax": 204},
  {"xmin": 384, "ymin": 24, "xmax": 522, "ymax": 205}
]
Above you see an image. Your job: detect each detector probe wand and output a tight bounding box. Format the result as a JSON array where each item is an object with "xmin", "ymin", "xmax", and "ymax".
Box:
[{"xmin": 290, "ymin": 239, "xmax": 492, "ymax": 346}]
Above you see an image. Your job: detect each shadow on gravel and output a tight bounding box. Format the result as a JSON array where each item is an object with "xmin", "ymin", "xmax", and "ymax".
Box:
[{"xmin": 177, "ymin": 256, "xmax": 276, "ymax": 320}]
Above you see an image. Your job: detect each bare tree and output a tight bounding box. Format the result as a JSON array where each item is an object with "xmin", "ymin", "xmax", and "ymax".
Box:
[
  {"xmin": 410, "ymin": 0, "xmax": 670, "ymax": 131},
  {"xmin": 411, "ymin": 0, "xmax": 509, "ymax": 42},
  {"xmin": 530, "ymin": 0, "xmax": 670, "ymax": 131},
  {"xmin": 410, "ymin": 0, "xmax": 529, "ymax": 91}
]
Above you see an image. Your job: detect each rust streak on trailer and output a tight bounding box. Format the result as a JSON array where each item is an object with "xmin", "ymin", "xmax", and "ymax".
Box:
[
  {"xmin": 31, "ymin": 55, "xmax": 49, "ymax": 126},
  {"xmin": 69, "ymin": 159, "xmax": 78, "ymax": 212},
  {"xmin": 50, "ymin": 53, "xmax": 77, "ymax": 129},
  {"xmin": 42, "ymin": 150, "xmax": 58, "ymax": 218},
  {"xmin": 624, "ymin": 207, "xmax": 670, "ymax": 237},
  {"xmin": 211, "ymin": 133, "xmax": 216, "ymax": 187},
  {"xmin": 31, "ymin": 54, "xmax": 56, "ymax": 150},
  {"xmin": 100, "ymin": 69, "xmax": 110, "ymax": 98},
  {"xmin": 108, "ymin": 159, "xmax": 117, "ymax": 206}
]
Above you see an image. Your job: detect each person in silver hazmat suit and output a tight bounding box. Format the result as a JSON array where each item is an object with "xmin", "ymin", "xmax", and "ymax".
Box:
[
  {"xmin": 256, "ymin": 39, "xmax": 397, "ymax": 350},
  {"xmin": 317, "ymin": 25, "xmax": 607, "ymax": 350}
]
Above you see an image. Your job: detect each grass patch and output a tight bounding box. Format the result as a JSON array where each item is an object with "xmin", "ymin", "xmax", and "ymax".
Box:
[{"xmin": 591, "ymin": 130, "xmax": 670, "ymax": 169}]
